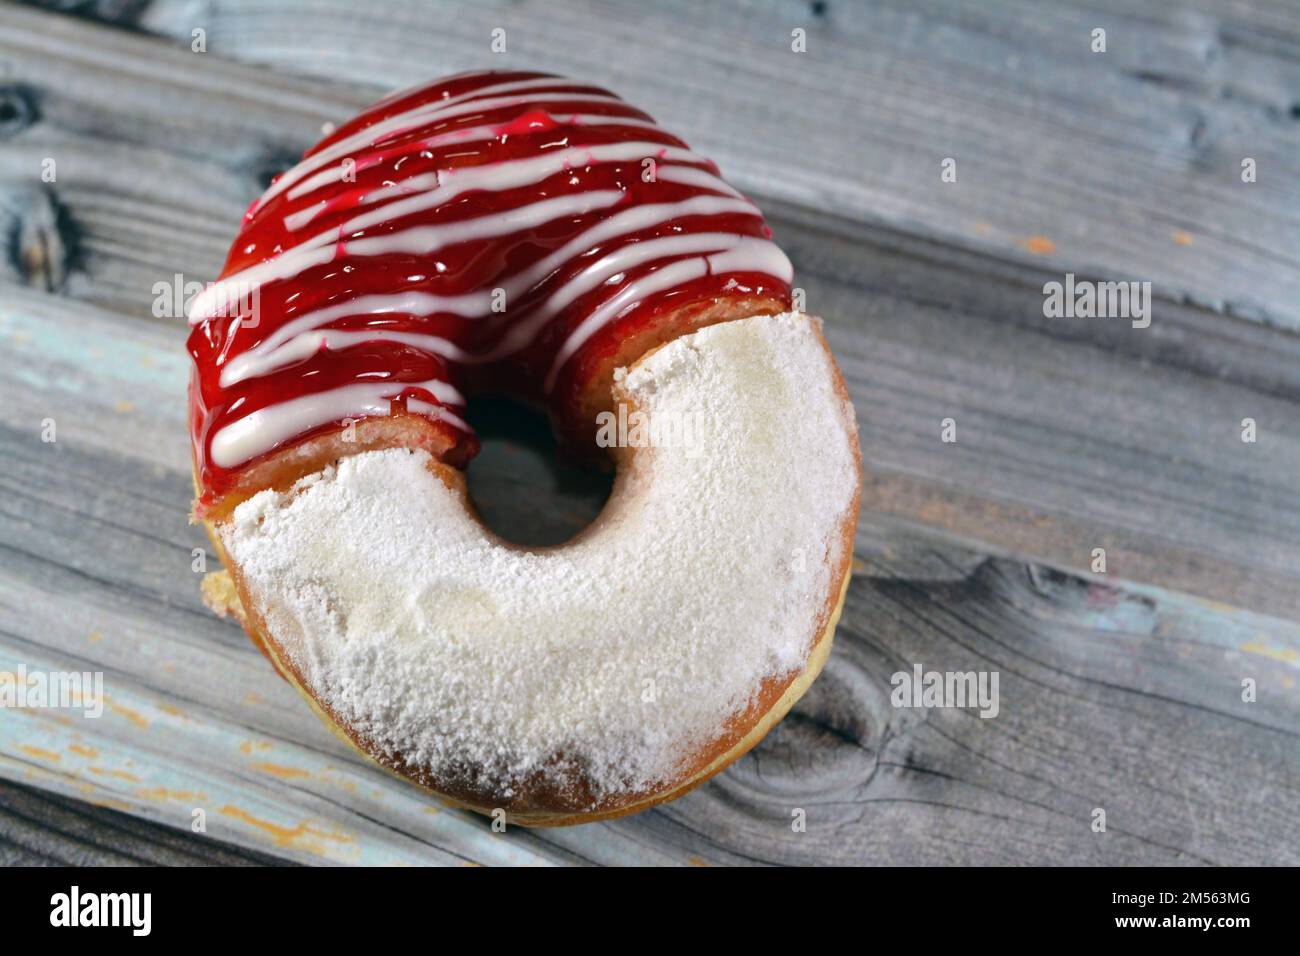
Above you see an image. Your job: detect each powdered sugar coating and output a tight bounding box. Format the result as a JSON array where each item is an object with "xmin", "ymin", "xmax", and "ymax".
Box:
[{"xmin": 220, "ymin": 313, "xmax": 858, "ymax": 805}]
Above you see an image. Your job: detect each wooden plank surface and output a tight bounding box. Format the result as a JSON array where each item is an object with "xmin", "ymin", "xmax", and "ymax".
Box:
[
  {"xmin": 109, "ymin": 0, "xmax": 1300, "ymax": 332},
  {"xmin": 0, "ymin": 778, "xmax": 294, "ymax": 866},
  {"xmin": 4, "ymin": 5, "xmax": 1300, "ymax": 614},
  {"xmin": 0, "ymin": 1, "xmax": 1297, "ymax": 865}
]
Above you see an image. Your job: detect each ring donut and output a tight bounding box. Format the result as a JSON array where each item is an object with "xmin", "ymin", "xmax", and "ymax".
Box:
[{"xmin": 188, "ymin": 71, "xmax": 861, "ymax": 824}]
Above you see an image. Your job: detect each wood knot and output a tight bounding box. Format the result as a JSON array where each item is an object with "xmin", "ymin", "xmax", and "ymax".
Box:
[
  {"xmin": 23, "ymin": 0, "xmax": 152, "ymax": 29},
  {"xmin": 0, "ymin": 184, "xmax": 76, "ymax": 292},
  {"xmin": 1019, "ymin": 561, "xmax": 1156, "ymax": 630},
  {"xmin": 0, "ymin": 84, "xmax": 39, "ymax": 138},
  {"xmin": 251, "ymin": 147, "xmax": 306, "ymax": 193},
  {"xmin": 723, "ymin": 649, "xmax": 886, "ymax": 803}
]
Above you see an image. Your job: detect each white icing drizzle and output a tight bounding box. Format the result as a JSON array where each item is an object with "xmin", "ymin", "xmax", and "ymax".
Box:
[
  {"xmin": 189, "ymin": 190, "xmax": 627, "ymax": 325},
  {"xmin": 652, "ymin": 164, "xmax": 744, "ymax": 198},
  {"xmin": 477, "ymin": 232, "xmax": 746, "ymax": 363},
  {"xmin": 210, "ymin": 378, "xmax": 466, "ymax": 469},
  {"xmin": 260, "ymin": 77, "xmax": 626, "ymax": 204},
  {"xmin": 231, "ymin": 231, "xmax": 755, "ymax": 386},
  {"xmin": 194, "ymin": 75, "xmax": 794, "ymax": 475},
  {"xmin": 220, "ymin": 291, "xmax": 485, "ymax": 387},
  {"xmin": 283, "ymin": 113, "xmax": 661, "ymax": 203},
  {"xmin": 283, "ymin": 141, "xmax": 711, "ymax": 232},
  {"xmin": 543, "ymin": 237, "xmax": 793, "ymax": 390}
]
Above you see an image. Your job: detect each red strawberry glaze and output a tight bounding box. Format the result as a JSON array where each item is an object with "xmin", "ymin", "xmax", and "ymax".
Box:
[{"xmin": 187, "ymin": 71, "xmax": 791, "ymax": 506}]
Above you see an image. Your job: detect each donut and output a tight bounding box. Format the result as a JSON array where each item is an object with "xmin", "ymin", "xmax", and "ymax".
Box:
[{"xmin": 188, "ymin": 71, "xmax": 861, "ymax": 824}]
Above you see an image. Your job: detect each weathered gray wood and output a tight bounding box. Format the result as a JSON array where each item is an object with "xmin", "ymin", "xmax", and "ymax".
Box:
[
  {"xmin": 0, "ymin": 4, "xmax": 370, "ymax": 313},
  {"xmin": 92, "ymin": 0, "xmax": 1300, "ymax": 333},
  {"xmin": 2, "ymin": 6, "xmax": 1299, "ymax": 613},
  {"xmin": 3, "ymin": 261, "xmax": 1297, "ymax": 865},
  {"xmin": 783, "ymin": 199, "xmax": 1300, "ymax": 619},
  {"xmin": 0, "ymin": 1, "xmax": 1297, "ymax": 865},
  {"xmin": 679, "ymin": 562, "xmax": 1300, "ymax": 866},
  {"xmin": 10, "ymin": 162, "xmax": 1300, "ymax": 623},
  {"xmin": 0, "ymin": 778, "xmax": 294, "ymax": 865}
]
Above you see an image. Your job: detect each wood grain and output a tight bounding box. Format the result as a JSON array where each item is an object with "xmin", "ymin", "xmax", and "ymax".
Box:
[
  {"xmin": 3, "ymin": 3, "xmax": 1299, "ymax": 612},
  {"xmin": 684, "ymin": 561, "xmax": 1300, "ymax": 865},
  {"xmin": 0, "ymin": 1, "xmax": 1297, "ymax": 865},
  {"xmin": 101, "ymin": 0, "xmax": 1300, "ymax": 333},
  {"xmin": 0, "ymin": 777, "xmax": 293, "ymax": 866},
  {"xmin": 2, "ymin": 232, "xmax": 1296, "ymax": 865}
]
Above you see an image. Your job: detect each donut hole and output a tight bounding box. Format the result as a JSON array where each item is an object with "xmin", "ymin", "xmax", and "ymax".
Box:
[{"xmin": 462, "ymin": 393, "xmax": 613, "ymax": 547}]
